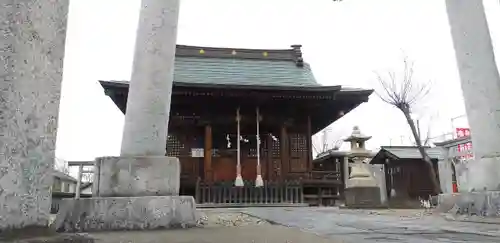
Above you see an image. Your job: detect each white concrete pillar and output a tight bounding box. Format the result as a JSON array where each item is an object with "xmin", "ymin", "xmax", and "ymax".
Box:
[
  {"xmin": 120, "ymin": 0, "xmax": 181, "ymax": 156},
  {"xmin": 255, "ymin": 107, "xmax": 263, "ymax": 187},
  {"xmin": 446, "ymin": 0, "xmax": 500, "ymax": 191},
  {"xmin": 75, "ymin": 164, "xmax": 83, "ymax": 199},
  {"xmin": 53, "ymin": 1, "xmax": 197, "ymax": 231},
  {"xmin": 235, "ymin": 108, "xmax": 244, "ymax": 187},
  {"xmin": 0, "ymin": 1, "xmax": 69, "ymax": 230}
]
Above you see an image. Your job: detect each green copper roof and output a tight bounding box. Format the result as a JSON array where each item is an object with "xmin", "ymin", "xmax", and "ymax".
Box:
[{"xmin": 173, "ymin": 57, "xmax": 319, "ymax": 87}]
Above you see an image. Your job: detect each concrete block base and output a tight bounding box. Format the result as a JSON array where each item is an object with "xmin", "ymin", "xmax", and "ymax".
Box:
[
  {"xmin": 437, "ymin": 191, "xmax": 500, "ymax": 217},
  {"xmin": 52, "ymin": 196, "xmax": 197, "ymax": 232},
  {"xmin": 94, "ymin": 156, "xmax": 180, "ymax": 197},
  {"xmin": 345, "ymin": 187, "xmax": 384, "ymax": 208}
]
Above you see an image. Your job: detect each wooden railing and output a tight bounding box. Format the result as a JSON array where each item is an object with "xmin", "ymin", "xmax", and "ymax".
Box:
[
  {"xmin": 195, "ymin": 179, "xmax": 304, "ymax": 205},
  {"xmin": 302, "ymin": 171, "xmax": 342, "ymax": 206},
  {"xmin": 285, "ymin": 171, "xmax": 341, "ymax": 181},
  {"xmin": 307, "ymin": 171, "xmax": 341, "ymax": 180}
]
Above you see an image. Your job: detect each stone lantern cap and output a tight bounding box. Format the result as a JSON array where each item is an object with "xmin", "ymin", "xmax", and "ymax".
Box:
[{"xmin": 344, "ymin": 126, "xmax": 372, "ymax": 142}]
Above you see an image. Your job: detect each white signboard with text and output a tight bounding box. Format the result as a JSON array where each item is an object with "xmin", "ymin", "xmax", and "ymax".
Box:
[{"xmin": 191, "ymin": 148, "xmax": 204, "ymax": 158}]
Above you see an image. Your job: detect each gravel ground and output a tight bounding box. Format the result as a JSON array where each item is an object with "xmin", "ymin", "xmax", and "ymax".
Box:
[
  {"xmin": 42, "ymin": 211, "xmax": 338, "ymax": 243},
  {"xmin": 196, "ymin": 209, "xmax": 270, "ymax": 227}
]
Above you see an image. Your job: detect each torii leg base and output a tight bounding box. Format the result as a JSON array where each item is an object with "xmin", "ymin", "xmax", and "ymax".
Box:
[{"xmin": 52, "ymin": 196, "xmax": 197, "ymax": 232}]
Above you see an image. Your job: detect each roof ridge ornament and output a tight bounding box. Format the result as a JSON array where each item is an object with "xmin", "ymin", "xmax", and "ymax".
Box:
[{"xmin": 291, "ymin": 44, "xmax": 304, "ymax": 67}]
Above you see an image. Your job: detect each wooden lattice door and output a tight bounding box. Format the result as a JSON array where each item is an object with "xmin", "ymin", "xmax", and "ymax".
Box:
[
  {"xmin": 268, "ymin": 134, "xmax": 281, "ymax": 180},
  {"xmin": 289, "ymin": 133, "xmax": 307, "ymax": 172}
]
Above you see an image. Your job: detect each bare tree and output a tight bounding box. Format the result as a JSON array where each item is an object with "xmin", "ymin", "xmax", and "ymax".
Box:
[
  {"xmin": 54, "ymin": 158, "xmax": 70, "ymax": 175},
  {"xmin": 408, "ymin": 112, "xmax": 439, "ymax": 146},
  {"xmin": 375, "ymin": 56, "xmax": 441, "ymax": 194},
  {"xmin": 313, "ymin": 127, "xmax": 344, "ymax": 157},
  {"xmin": 81, "ymin": 168, "xmax": 94, "ymax": 183}
]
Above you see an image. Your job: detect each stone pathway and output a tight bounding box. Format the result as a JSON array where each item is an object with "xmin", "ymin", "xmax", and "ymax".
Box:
[
  {"xmin": 23, "ymin": 211, "xmax": 339, "ymax": 243},
  {"xmin": 240, "ymin": 207, "xmax": 500, "ymax": 243},
  {"xmin": 22, "ymin": 208, "xmax": 500, "ymax": 242},
  {"xmin": 90, "ymin": 225, "xmax": 343, "ymax": 243}
]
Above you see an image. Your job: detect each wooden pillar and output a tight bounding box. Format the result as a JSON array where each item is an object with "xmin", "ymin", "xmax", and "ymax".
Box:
[
  {"xmin": 280, "ymin": 125, "xmax": 289, "ymax": 181},
  {"xmin": 204, "ymin": 124, "xmax": 212, "ymax": 182},
  {"xmin": 307, "ymin": 115, "xmax": 313, "ymax": 172}
]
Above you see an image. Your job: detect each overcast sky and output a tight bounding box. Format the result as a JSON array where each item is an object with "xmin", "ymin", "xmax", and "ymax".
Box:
[{"xmin": 55, "ymin": 0, "xmax": 500, "ymax": 163}]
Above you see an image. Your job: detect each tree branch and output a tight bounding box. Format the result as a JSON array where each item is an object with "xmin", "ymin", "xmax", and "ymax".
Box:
[{"xmin": 374, "ymin": 54, "xmax": 441, "ymax": 194}]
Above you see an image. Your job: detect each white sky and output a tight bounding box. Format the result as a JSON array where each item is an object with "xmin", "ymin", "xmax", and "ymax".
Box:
[{"xmin": 55, "ymin": 0, "xmax": 500, "ymax": 163}]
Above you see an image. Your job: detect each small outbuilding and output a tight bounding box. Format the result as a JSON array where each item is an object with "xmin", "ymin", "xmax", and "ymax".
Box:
[{"xmin": 369, "ymin": 146, "xmax": 443, "ymax": 201}]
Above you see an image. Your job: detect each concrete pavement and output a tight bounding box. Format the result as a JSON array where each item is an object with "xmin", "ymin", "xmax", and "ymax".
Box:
[
  {"xmin": 10, "ymin": 225, "xmax": 344, "ymax": 243},
  {"xmin": 241, "ymin": 207, "xmax": 500, "ymax": 243},
  {"xmin": 16, "ymin": 208, "xmax": 500, "ymax": 242}
]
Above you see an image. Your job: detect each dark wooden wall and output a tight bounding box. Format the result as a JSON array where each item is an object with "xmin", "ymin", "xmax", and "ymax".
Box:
[
  {"xmin": 385, "ymin": 159, "xmax": 440, "ymax": 199},
  {"xmin": 167, "ymin": 115, "xmax": 312, "ymax": 185}
]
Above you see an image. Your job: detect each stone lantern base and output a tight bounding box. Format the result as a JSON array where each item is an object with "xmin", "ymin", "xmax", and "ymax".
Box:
[
  {"xmin": 345, "ymin": 187, "xmax": 383, "ymax": 208},
  {"xmin": 344, "ymin": 164, "xmax": 384, "ymax": 208}
]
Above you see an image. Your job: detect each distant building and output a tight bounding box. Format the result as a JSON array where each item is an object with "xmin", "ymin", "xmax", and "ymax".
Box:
[
  {"xmin": 370, "ymin": 146, "xmax": 443, "ymax": 203},
  {"xmin": 52, "ymin": 170, "xmax": 77, "ymax": 193},
  {"xmin": 80, "ymin": 182, "xmax": 92, "ymax": 195}
]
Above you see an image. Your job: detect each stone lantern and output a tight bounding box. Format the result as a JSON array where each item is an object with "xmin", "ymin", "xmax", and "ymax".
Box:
[{"xmin": 344, "ymin": 126, "xmax": 382, "ymax": 208}]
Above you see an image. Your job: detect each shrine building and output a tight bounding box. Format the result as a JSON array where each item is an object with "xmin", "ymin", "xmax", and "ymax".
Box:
[{"xmin": 99, "ymin": 44, "xmax": 373, "ymax": 206}]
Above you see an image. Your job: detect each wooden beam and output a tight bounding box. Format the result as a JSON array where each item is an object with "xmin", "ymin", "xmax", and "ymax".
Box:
[
  {"xmin": 68, "ymin": 161, "xmax": 94, "ymax": 166},
  {"xmin": 204, "ymin": 124, "xmax": 213, "ymax": 182},
  {"xmin": 307, "ymin": 115, "xmax": 313, "ymax": 173}
]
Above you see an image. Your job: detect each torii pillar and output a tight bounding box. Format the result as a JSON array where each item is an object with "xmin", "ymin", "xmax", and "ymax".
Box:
[
  {"xmin": 438, "ymin": 0, "xmax": 500, "ymax": 215},
  {"xmin": 0, "ymin": 0, "xmax": 69, "ymax": 232},
  {"xmin": 53, "ymin": 0, "xmax": 197, "ymax": 231}
]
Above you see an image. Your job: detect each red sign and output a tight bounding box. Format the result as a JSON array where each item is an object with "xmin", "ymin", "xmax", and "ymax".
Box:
[
  {"xmin": 456, "ymin": 128, "xmax": 470, "ymax": 138},
  {"xmin": 455, "ymin": 128, "xmax": 473, "ymax": 159},
  {"xmin": 457, "ymin": 142, "xmax": 473, "ymax": 152}
]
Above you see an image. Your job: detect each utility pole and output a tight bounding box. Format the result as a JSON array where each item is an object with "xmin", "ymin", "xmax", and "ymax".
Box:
[{"xmin": 416, "ymin": 119, "xmax": 421, "ymax": 143}]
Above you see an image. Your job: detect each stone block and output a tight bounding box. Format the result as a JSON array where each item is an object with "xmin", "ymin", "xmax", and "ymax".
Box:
[
  {"xmin": 345, "ymin": 187, "xmax": 384, "ymax": 208},
  {"xmin": 94, "ymin": 156, "xmax": 180, "ymax": 197},
  {"xmin": 438, "ymin": 160, "xmax": 454, "ymax": 193},
  {"xmin": 368, "ymin": 164, "xmax": 388, "ymax": 205},
  {"xmin": 437, "ymin": 191, "xmax": 500, "ymax": 217},
  {"xmin": 52, "ymin": 196, "xmax": 197, "ymax": 232}
]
